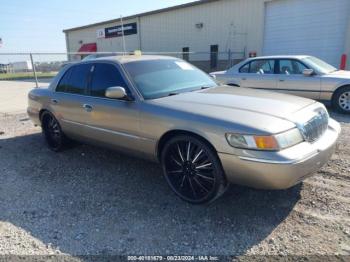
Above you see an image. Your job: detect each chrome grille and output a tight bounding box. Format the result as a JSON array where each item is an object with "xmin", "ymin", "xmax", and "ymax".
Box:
[{"xmin": 300, "ymin": 110, "xmax": 329, "ymax": 143}]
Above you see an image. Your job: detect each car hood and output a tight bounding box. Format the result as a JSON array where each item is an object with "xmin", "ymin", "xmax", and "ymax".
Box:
[
  {"xmin": 324, "ymin": 70, "xmax": 350, "ymax": 79},
  {"xmin": 149, "ymin": 86, "xmax": 317, "ymax": 134}
]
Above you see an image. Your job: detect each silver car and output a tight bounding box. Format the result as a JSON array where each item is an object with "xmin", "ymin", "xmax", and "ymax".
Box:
[
  {"xmin": 211, "ymin": 56, "xmax": 350, "ymax": 114},
  {"xmin": 28, "ymin": 55, "xmax": 340, "ymax": 204}
]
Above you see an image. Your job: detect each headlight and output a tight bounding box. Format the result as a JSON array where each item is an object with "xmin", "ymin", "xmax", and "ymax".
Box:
[{"xmin": 226, "ymin": 128, "xmax": 303, "ymax": 151}]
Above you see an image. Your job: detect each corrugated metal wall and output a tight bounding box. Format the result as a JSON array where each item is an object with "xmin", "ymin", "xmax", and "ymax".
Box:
[
  {"xmin": 65, "ymin": 0, "xmax": 349, "ymax": 69},
  {"xmin": 140, "ymin": 0, "xmax": 266, "ymax": 58},
  {"xmin": 66, "ymin": 0, "xmax": 269, "ymax": 58},
  {"xmin": 66, "ymin": 18, "xmax": 140, "ymax": 56}
]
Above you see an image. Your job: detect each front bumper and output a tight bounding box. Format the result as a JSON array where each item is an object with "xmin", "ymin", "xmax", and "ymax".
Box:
[{"xmin": 218, "ymin": 118, "xmax": 341, "ymax": 190}]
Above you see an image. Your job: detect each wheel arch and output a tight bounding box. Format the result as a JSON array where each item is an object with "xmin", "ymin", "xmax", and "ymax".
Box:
[
  {"xmin": 331, "ymin": 84, "xmax": 350, "ymax": 104},
  {"xmin": 156, "ymin": 129, "xmax": 218, "ymax": 162},
  {"xmin": 39, "ymin": 108, "xmax": 51, "ymax": 122}
]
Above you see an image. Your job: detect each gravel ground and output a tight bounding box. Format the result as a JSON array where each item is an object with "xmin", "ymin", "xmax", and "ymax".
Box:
[{"xmin": 0, "ymin": 110, "xmax": 349, "ymax": 258}]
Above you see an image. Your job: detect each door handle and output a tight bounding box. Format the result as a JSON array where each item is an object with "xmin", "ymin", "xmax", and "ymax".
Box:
[
  {"xmin": 279, "ymin": 79, "xmax": 285, "ymax": 82},
  {"xmin": 83, "ymin": 104, "xmax": 93, "ymax": 112},
  {"xmin": 241, "ymin": 78, "xmax": 247, "ymax": 81},
  {"xmin": 51, "ymin": 99, "xmax": 58, "ymax": 104}
]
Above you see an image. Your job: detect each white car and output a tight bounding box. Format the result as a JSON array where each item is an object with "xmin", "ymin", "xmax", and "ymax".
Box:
[{"xmin": 210, "ymin": 56, "xmax": 350, "ymax": 114}]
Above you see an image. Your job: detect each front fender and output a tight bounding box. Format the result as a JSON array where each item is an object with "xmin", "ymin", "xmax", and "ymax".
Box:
[{"xmin": 335, "ymin": 81, "xmax": 350, "ymax": 90}]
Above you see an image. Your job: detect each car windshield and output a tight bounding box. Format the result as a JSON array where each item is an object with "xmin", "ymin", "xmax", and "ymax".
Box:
[
  {"xmin": 123, "ymin": 59, "xmax": 217, "ymax": 99},
  {"xmin": 302, "ymin": 56, "xmax": 337, "ymax": 74}
]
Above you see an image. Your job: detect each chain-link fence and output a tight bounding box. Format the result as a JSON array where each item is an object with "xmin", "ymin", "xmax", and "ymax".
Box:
[{"xmin": 0, "ymin": 50, "xmax": 245, "ymax": 87}]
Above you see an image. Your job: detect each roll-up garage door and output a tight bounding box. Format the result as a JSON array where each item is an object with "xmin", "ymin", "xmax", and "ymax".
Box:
[{"xmin": 263, "ymin": 0, "xmax": 350, "ymax": 67}]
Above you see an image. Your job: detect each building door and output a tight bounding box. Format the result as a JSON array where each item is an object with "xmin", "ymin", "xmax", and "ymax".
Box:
[
  {"xmin": 263, "ymin": 0, "xmax": 350, "ymax": 67},
  {"xmin": 210, "ymin": 45, "xmax": 218, "ymax": 69},
  {"xmin": 182, "ymin": 47, "xmax": 189, "ymax": 61}
]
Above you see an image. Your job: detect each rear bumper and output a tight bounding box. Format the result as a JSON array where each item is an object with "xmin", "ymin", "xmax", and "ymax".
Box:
[
  {"xmin": 27, "ymin": 107, "xmax": 41, "ymax": 126},
  {"xmin": 219, "ymin": 119, "xmax": 340, "ymax": 190}
]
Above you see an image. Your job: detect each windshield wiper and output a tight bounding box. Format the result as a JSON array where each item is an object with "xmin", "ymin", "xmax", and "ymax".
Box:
[{"xmin": 168, "ymin": 86, "xmax": 213, "ymax": 96}]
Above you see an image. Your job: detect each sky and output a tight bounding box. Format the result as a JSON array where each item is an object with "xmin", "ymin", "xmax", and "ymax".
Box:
[{"xmin": 0, "ymin": 0, "xmax": 194, "ymax": 53}]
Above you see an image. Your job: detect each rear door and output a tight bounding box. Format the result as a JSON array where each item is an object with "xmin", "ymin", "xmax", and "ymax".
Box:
[
  {"xmin": 238, "ymin": 59, "xmax": 278, "ymax": 90},
  {"xmin": 52, "ymin": 63, "xmax": 93, "ymax": 138},
  {"xmin": 276, "ymin": 59, "xmax": 321, "ymax": 99}
]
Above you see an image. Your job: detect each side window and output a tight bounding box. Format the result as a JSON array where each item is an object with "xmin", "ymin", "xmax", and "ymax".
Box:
[
  {"xmin": 249, "ymin": 60, "xmax": 275, "ymax": 74},
  {"xmin": 90, "ymin": 63, "xmax": 127, "ymax": 98},
  {"xmin": 279, "ymin": 60, "xmax": 307, "ymax": 75},
  {"xmin": 65, "ymin": 64, "xmax": 92, "ymax": 95},
  {"xmin": 56, "ymin": 68, "xmax": 72, "ymax": 92},
  {"xmin": 239, "ymin": 63, "xmax": 250, "ymax": 73}
]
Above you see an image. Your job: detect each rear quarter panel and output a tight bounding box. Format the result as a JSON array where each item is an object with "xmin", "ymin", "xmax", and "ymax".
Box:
[
  {"xmin": 216, "ymin": 74, "xmax": 241, "ymax": 86},
  {"xmin": 27, "ymin": 88, "xmax": 54, "ymax": 126}
]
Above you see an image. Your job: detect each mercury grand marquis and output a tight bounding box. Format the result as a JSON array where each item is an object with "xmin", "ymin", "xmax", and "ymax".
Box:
[{"xmin": 27, "ymin": 55, "xmax": 341, "ymax": 204}]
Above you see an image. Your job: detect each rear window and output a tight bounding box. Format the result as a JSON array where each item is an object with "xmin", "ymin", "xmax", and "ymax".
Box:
[
  {"xmin": 250, "ymin": 60, "xmax": 275, "ymax": 74},
  {"xmin": 66, "ymin": 64, "xmax": 91, "ymax": 95},
  {"xmin": 56, "ymin": 68, "xmax": 71, "ymax": 92},
  {"xmin": 239, "ymin": 59, "xmax": 275, "ymax": 74},
  {"xmin": 56, "ymin": 64, "xmax": 91, "ymax": 94},
  {"xmin": 239, "ymin": 63, "xmax": 249, "ymax": 73}
]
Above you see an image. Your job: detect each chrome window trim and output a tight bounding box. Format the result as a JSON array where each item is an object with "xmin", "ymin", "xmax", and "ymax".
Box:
[
  {"xmin": 54, "ymin": 60, "xmax": 143, "ymax": 102},
  {"xmin": 51, "ymin": 91, "xmax": 135, "ymax": 104}
]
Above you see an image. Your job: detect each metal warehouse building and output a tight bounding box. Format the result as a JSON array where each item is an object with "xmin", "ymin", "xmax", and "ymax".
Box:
[{"xmin": 63, "ymin": 0, "xmax": 350, "ymax": 71}]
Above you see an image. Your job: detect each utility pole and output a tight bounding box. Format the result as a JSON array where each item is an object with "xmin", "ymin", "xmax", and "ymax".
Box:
[
  {"xmin": 30, "ymin": 53, "xmax": 39, "ymax": 88},
  {"xmin": 120, "ymin": 15, "xmax": 126, "ymax": 55}
]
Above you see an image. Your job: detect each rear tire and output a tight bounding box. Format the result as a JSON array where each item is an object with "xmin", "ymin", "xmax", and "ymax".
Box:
[
  {"xmin": 41, "ymin": 112, "xmax": 69, "ymax": 152},
  {"xmin": 332, "ymin": 86, "xmax": 350, "ymax": 114},
  {"xmin": 161, "ymin": 135, "xmax": 227, "ymax": 204}
]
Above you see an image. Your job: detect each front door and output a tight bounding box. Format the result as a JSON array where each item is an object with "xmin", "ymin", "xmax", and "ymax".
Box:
[
  {"xmin": 81, "ymin": 62, "xmax": 143, "ymax": 154},
  {"xmin": 276, "ymin": 59, "xmax": 321, "ymax": 99}
]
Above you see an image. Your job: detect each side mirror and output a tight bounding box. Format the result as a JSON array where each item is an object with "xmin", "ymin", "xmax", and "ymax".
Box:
[
  {"xmin": 303, "ymin": 69, "xmax": 314, "ymax": 77},
  {"xmin": 105, "ymin": 86, "xmax": 129, "ymax": 100}
]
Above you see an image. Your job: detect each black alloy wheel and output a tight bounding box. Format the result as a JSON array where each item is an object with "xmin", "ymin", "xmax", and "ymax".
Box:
[
  {"xmin": 161, "ymin": 135, "xmax": 227, "ymax": 204},
  {"xmin": 41, "ymin": 112, "xmax": 67, "ymax": 151}
]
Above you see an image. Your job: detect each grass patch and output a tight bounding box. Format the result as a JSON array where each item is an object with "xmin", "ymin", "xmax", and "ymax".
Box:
[{"xmin": 0, "ymin": 72, "xmax": 57, "ymax": 80}]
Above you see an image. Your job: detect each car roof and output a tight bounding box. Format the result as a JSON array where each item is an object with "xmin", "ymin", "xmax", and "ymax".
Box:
[
  {"xmin": 247, "ymin": 55, "xmax": 311, "ymax": 60},
  {"xmin": 93, "ymin": 55, "xmax": 178, "ymax": 64}
]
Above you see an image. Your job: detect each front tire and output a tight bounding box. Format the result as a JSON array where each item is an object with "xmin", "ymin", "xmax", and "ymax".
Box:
[
  {"xmin": 161, "ymin": 135, "xmax": 227, "ymax": 204},
  {"xmin": 332, "ymin": 86, "xmax": 350, "ymax": 114},
  {"xmin": 41, "ymin": 112, "xmax": 68, "ymax": 152}
]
